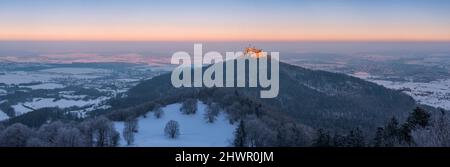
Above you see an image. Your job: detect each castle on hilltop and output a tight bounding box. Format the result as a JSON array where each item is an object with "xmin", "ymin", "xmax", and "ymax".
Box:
[{"xmin": 244, "ymin": 45, "xmax": 264, "ymax": 58}]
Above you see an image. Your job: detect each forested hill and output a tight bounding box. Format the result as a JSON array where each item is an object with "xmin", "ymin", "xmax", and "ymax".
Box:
[{"xmin": 108, "ymin": 59, "xmax": 418, "ymax": 132}]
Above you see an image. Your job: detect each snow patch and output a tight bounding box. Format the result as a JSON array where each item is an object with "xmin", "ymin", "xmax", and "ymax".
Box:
[
  {"xmin": 0, "ymin": 110, "xmax": 9, "ymax": 121},
  {"xmin": 115, "ymin": 101, "xmax": 236, "ymax": 147},
  {"xmin": 0, "ymin": 89, "xmax": 6, "ymax": 95},
  {"xmin": 11, "ymin": 97, "xmax": 110, "ymax": 116}
]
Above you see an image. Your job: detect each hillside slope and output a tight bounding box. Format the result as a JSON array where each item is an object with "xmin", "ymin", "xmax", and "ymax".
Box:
[{"xmin": 108, "ymin": 59, "xmax": 417, "ymax": 131}]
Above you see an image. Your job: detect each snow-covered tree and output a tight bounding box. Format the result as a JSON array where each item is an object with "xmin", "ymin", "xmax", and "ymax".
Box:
[
  {"xmin": 37, "ymin": 121, "xmax": 65, "ymax": 146},
  {"xmin": 78, "ymin": 116, "xmax": 119, "ymax": 147},
  {"xmin": 181, "ymin": 99, "xmax": 197, "ymax": 115},
  {"xmin": 123, "ymin": 117, "xmax": 138, "ymax": 145},
  {"xmin": 0, "ymin": 123, "xmax": 34, "ymax": 147},
  {"xmin": 54, "ymin": 127, "xmax": 86, "ymax": 147},
  {"xmin": 245, "ymin": 118, "xmax": 276, "ymax": 147},
  {"xmin": 412, "ymin": 110, "xmax": 450, "ymax": 147},
  {"xmin": 204, "ymin": 103, "xmax": 220, "ymax": 123},
  {"xmin": 26, "ymin": 137, "xmax": 48, "ymax": 147}
]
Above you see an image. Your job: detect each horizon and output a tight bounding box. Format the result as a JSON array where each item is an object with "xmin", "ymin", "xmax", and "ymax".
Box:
[{"xmin": 2, "ymin": 41, "xmax": 450, "ymax": 54}]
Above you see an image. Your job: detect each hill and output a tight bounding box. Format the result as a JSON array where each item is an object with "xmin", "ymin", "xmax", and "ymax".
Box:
[{"xmin": 107, "ymin": 58, "xmax": 418, "ymax": 132}]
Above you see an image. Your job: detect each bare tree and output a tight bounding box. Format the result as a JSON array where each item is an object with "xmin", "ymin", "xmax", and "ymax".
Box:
[
  {"xmin": 80, "ymin": 116, "xmax": 119, "ymax": 147},
  {"xmin": 37, "ymin": 121, "xmax": 65, "ymax": 146},
  {"xmin": 204, "ymin": 103, "xmax": 220, "ymax": 123},
  {"xmin": 153, "ymin": 104, "xmax": 164, "ymax": 119},
  {"xmin": 123, "ymin": 117, "xmax": 138, "ymax": 146},
  {"xmin": 54, "ymin": 127, "xmax": 87, "ymax": 147},
  {"xmin": 164, "ymin": 120, "xmax": 180, "ymax": 139},
  {"xmin": 0, "ymin": 123, "xmax": 34, "ymax": 147},
  {"xmin": 181, "ymin": 99, "xmax": 197, "ymax": 115},
  {"xmin": 123, "ymin": 126, "xmax": 134, "ymax": 146}
]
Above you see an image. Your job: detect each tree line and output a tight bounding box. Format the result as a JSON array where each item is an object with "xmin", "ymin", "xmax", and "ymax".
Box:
[
  {"xmin": 309, "ymin": 107, "xmax": 450, "ymax": 147},
  {"xmin": 0, "ymin": 116, "xmax": 119, "ymax": 147}
]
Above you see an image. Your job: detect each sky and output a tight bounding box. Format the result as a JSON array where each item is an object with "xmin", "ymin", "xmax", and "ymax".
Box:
[{"xmin": 1, "ymin": 0, "xmax": 450, "ymax": 41}]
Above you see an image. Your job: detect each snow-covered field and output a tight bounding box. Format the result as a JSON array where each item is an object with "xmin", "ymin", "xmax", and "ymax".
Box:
[
  {"xmin": 372, "ymin": 79, "xmax": 450, "ymax": 110},
  {"xmin": 0, "ymin": 109, "xmax": 9, "ymax": 121},
  {"xmin": 0, "ymin": 68, "xmax": 109, "ymax": 85},
  {"xmin": 11, "ymin": 97, "xmax": 109, "ymax": 116},
  {"xmin": 0, "ymin": 89, "xmax": 6, "ymax": 95},
  {"xmin": 39, "ymin": 68, "xmax": 110, "ymax": 75},
  {"xmin": 20, "ymin": 83, "xmax": 65, "ymax": 90},
  {"xmin": 0, "ymin": 71, "xmax": 56, "ymax": 84},
  {"xmin": 115, "ymin": 101, "xmax": 236, "ymax": 147},
  {"xmin": 352, "ymin": 72, "xmax": 450, "ymax": 110}
]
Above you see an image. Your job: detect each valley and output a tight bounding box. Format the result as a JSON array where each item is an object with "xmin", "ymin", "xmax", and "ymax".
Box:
[{"xmin": 0, "ymin": 62, "xmax": 167, "ymax": 121}]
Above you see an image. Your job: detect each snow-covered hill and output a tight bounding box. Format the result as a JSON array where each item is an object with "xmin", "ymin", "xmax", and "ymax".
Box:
[{"xmin": 114, "ymin": 101, "xmax": 236, "ymax": 147}]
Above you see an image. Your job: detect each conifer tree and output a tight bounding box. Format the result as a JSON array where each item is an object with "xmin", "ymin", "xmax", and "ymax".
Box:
[{"xmin": 233, "ymin": 120, "xmax": 247, "ymax": 147}]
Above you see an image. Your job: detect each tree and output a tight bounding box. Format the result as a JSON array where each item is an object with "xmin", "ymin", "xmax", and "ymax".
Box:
[
  {"xmin": 373, "ymin": 127, "xmax": 384, "ymax": 147},
  {"xmin": 164, "ymin": 120, "xmax": 180, "ymax": 139},
  {"xmin": 383, "ymin": 117, "xmax": 401, "ymax": 146},
  {"xmin": 412, "ymin": 110, "xmax": 450, "ymax": 147},
  {"xmin": 37, "ymin": 121, "xmax": 65, "ymax": 146},
  {"xmin": 406, "ymin": 107, "xmax": 431, "ymax": 129},
  {"xmin": 0, "ymin": 123, "xmax": 34, "ymax": 147},
  {"xmin": 26, "ymin": 137, "xmax": 48, "ymax": 147},
  {"xmin": 227, "ymin": 102, "xmax": 242, "ymax": 123},
  {"xmin": 345, "ymin": 128, "xmax": 365, "ymax": 147},
  {"xmin": 313, "ymin": 129, "xmax": 332, "ymax": 147},
  {"xmin": 79, "ymin": 116, "xmax": 119, "ymax": 147},
  {"xmin": 401, "ymin": 107, "xmax": 431, "ymax": 144},
  {"xmin": 153, "ymin": 104, "xmax": 164, "ymax": 119},
  {"xmin": 54, "ymin": 127, "xmax": 87, "ymax": 147},
  {"xmin": 204, "ymin": 103, "xmax": 220, "ymax": 123},
  {"xmin": 274, "ymin": 122, "xmax": 312, "ymax": 147},
  {"xmin": 126, "ymin": 117, "xmax": 139, "ymax": 133},
  {"xmin": 233, "ymin": 120, "xmax": 246, "ymax": 147},
  {"xmin": 123, "ymin": 117, "xmax": 138, "ymax": 145},
  {"xmin": 245, "ymin": 118, "xmax": 276, "ymax": 147},
  {"xmin": 78, "ymin": 120, "xmax": 95, "ymax": 146},
  {"xmin": 181, "ymin": 99, "xmax": 197, "ymax": 115},
  {"xmin": 333, "ymin": 133, "xmax": 346, "ymax": 147}
]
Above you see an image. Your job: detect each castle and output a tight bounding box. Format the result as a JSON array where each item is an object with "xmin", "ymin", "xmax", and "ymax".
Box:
[{"xmin": 244, "ymin": 46, "xmax": 264, "ymax": 58}]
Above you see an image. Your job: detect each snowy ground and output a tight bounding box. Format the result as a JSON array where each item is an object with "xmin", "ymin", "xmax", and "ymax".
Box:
[
  {"xmin": 0, "ymin": 68, "xmax": 110, "ymax": 85},
  {"xmin": 115, "ymin": 101, "xmax": 236, "ymax": 147},
  {"xmin": 0, "ymin": 109, "xmax": 9, "ymax": 121},
  {"xmin": 39, "ymin": 68, "xmax": 110, "ymax": 75},
  {"xmin": 20, "ymin": 83, "xmax": 65, "ymax": 90},
  {"xmin": 11, "ymin": 97, "xmax": 109, "ymax": 116},
  {"xmin": 352, "ymin": 72, "xmax": 450, "ymax": 110},
  {"xmin": 371, "ymin": 79, "xmax": 450, "ymax": 110},
  {"xmin": 0, "ymin": 89, "xmax": 6, "ymax": 95}
]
